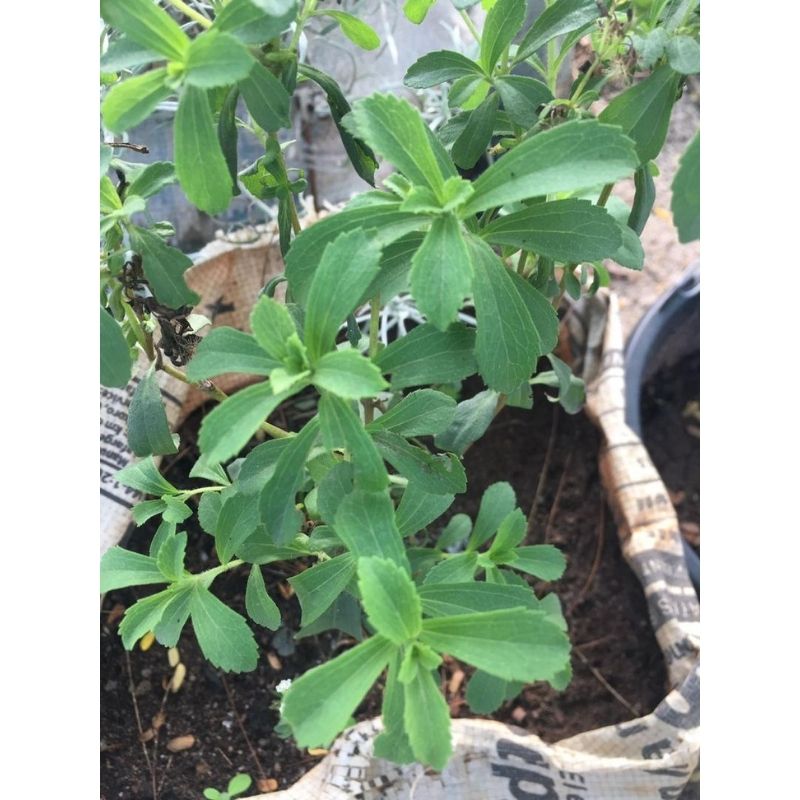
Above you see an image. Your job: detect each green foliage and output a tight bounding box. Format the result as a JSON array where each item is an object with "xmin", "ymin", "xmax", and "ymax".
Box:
[{"xmin": 101, "ymin": 0, "xmax": 697, "ymax": 770}]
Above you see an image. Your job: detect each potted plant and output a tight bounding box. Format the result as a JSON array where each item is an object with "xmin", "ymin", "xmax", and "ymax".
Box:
[{"xmin": 100, "ymin": 0, "xmax": 700, "ymax": 791}]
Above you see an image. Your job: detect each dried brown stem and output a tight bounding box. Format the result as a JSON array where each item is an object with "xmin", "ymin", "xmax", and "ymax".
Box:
[
  {"xmin": 221, "ymin": 673, "xmax": 268, "ymax": 781},
  {"xmin": 124, "ymin": 650, "xmax": 158, "ymax": 800}
]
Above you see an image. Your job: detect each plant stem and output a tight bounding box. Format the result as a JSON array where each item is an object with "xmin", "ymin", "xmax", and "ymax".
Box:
[
  {"xmin": 517, "ymin": 250, "xmax": 529, "ymax": 275},
  {"xmin": 458, "ymin": 9, "xmax": 481, "ymax": 44},
  {"xmin": 197, "ymin": 559, "xmax": 245, "ymax": 587},
  {"xmin": 166, "ymin": 0, "xmax": 212, "ymax": 28},
  {"xmin": 364, "ymin": 294, "xmax": 381, "ymax": 425},
  {"xmin": 268, "ymin": 132, "xmax": 302, "ymax": 234},
  {"xmin": 596, "ymin": 183, "xmax": 614, "ymax": 207},
  {"xmin": 178, "ymin": 485, "xmax": 227, "ymax": 499},
  {"xmin": 290, "ymin": 0, "xmax": 319, "ymax": 51}
]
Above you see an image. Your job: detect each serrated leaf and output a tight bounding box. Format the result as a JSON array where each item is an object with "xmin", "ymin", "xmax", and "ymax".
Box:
[
  {"xmin": 420, "ymin": 608, "xmax": 569, "ymax": 681},
  {"xmin": 404, "ymin": 667, "xmax": 452, "ymax": 770},
  {"xmin": 482, "ymin": 199, "xmax": 622, "ymax": 262},
  {"xmin": 318, "ymin": 10, "xmax": 380, "ymax": 50},
  {"xmin": 465, "ymin": 669, "xmax": 507, "ymax": 713},
  {"xmin": 116, "ymin": 456, "xmax": 178, "ymax": 496},
  {"xmin": 410, "ymin": 213, "xmax": 473, "ymax": 330},
  {"xmin": 358, "ymin": 557, "xmax": 421, "ymax": 644},
  {"xmin": 671, "ymin": 131, "xmax": 699, "ymax": 243},
  {"xmin": 155, "ymin": 530, "xmax": 187, "ymax": 581},
  {"xmin": 250, "ymin": 295, "xmax": 299, "ymax": 362},
  {"xmin": 452, "ymin": 92, "xmax": 499, "ymax": 170},
  {"xmin": 599, "ymin": 65, "xmax": 681, "ymax": 164},
  {"xmin": 423, "ymin": 551, "xmax": 477, "ymax": 584},
  {"xmin": 515, "ymin": 0, "xmax": 601, "ymax": 63},
  {"xmin": 319, "ymin": 394, "xmax": 388, "ymax": 491},
  {"xmin": 395, "ymin": 485, "xmax": 455, "ymax": 538},
  {"xmin": 175, "ymin": 85, "xmax": 233, "ymax": 214},
  {"xmin": 216, "ymin": 492, "xmax": 260, "ymax": 562},
  {"xmin": 368, "ymin": 389, "xmax": 456, "ymax": 437},
  {"xmin": 295, "ymin": 592, "xmax": 363, "ymax": 640},
  {"xmin": 239, "ymin": 61, "xmax": 291, "ymax": 132},
  {"xmin": 419, "ymin": 581, "xmax": 537, "ymax": 617},
  {"xmin": 488, "ymin": 509, "xmax": 527, "ymax": 561},
  {"xmin": 198, "ymin": 491, "xmax": 223, "ymax": 534},
  {"xmin": 404, "ymin": 50, "xmax": 484, "ymax": 89},
  {"xmin": 494, "ymin": 75, "xmax": 553, "ymax": 128},
  {"xmin": 127, "ymin": 161, "xmax": 176, "ymax": 199},
  {"xmin": 313, "ymin": 349, "xmax": 388, "ymax": 399},
  {"xmin": 245, "ymin": 566, "xmax": 281, "ymax": 629},
  {"xmin": 468, "ymin": 481, "xmax": 516, "ymax": 550},
  {"xmin": 190, "ymin": 586, "xmax": 258, "ymax": 672},
  {"xmin": 101, "ymin": 67, "xmax": 171, "ymax": 133},
  {"xmin": 334, "ymin": 488, "xmax": 408, "ymax": 567},
  {"xmin": 373, "ymin": 655, "xmax": 415, "ymax": 763},
  {"xmin": 433, "ymin": 388, "xmax": 498, "ymax": 456},
  {"xmin": 282, "ymin": 635, "xmax": 395, "ymax": 747},
  {"xmin": 375, "ymin": 322, "xmax": 477, "ymax": 390},
  {"xmin": 316, "ymin": 461, "xmax": 354, "ymax": 523},
  {"xmin": 100, "ymin": 35, "xmax": 159, "ymax": 72},
  {"xmin": 480, "ymin": 0, "xmax": 526, "ymax": 73},
  {"xmin": 118, "ymin": 589, "xmax": 175, "ymax": 649},
  {"xmin": 101, "ymin": 0, "xmax": 189, "ymax": 62},
  {"xmin": 132, "ymin": 499, "xmax": 168, "ymax": 527},
  {"xmin": 185, "ymin": 30, "xmax": 254, "ymax": 88},
  {"xmin": 127, "ymin": 366, "xmax": 178, "ymax": 457},
  {"xmin": 186, "ymin": 328, "xmax": 280, "ymax": 381},
  {"xmin": 289, "ymin": 553, "xmax": 356, "ymax": 626},
  {"xmin": 509, "ymin": 545, "xmax": 566, "ymax": 580},
  {"xmin": 100, "ymin": 308, "xmax": 132, "ymax": 388},
  {"xmin": 153, "ymin": 583, "xmax": 194, "ymax": 646},
  {"xmin": 199, "ymin": 382, "xmax": 295, "ymax": 464},
  {"xmin": 100, "ymin": 547, "xmax": 167, "ymax": 593},
  {"xmin": 305, "ymin": 229, "xmax": 382, "ymax": 361},
  {"xmin": 462, "ymin": 120, "xmax": 638, "ymax": 216}
]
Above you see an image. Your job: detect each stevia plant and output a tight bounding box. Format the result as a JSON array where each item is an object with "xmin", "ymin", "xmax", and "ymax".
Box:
[{"xmin": 100, "ymin": 0, "xmax": 700, "ymax": 771}]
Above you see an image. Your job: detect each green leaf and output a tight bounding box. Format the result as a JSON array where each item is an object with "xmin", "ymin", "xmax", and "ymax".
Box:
[
  {"xmin": 515, "ymin": 0, "xmax": 601, "ymax": 63},
  {"xmin": 100, "ymin": 175, "xmax": 122, "ymax": 213},
  {"xmin": 227, "ymin": 774, "xmax": 253, "ymax": 796},
  {"xmin": 285, "ymin": 195, "xmax": 421, "ymax": 303},
  {"xmin": 250, "ymin": 295, "xmax": 300, "ymax": 362},
  {"xmin": 628, "ymin": 165, "xmax": 656, "ymax": 236},
  {"xmin": 199, "ymin": 382, "xmax": 294, "ymax": 464},
  {"xmin": 235, "ymin": 437, "xmax": 293, "ymax": 494},
  {"xmin": 313, "ymin": 349, "xmax": 388, "ymax": 399},
  {"xmin": 402, "ymin": 0, "xmax": 437, "ymax": 25},
  {"xmin": 297, "ymin": 64, "xmax": 377, "ymax": 185},
  {"xmin": 410, "ymin": 214, "xmax": 473, "ymax": 330},
  {"xmin": 509, "ymin": 545, "xmax": 566, "ymax": 580},
  {"xmin": 373, "ymin": 431, "xmax": 466, "ymax": 495},
  {"xmin": 347, "ymin": 93, "xmax": 450, "ymax": 197},
  {"xmin": 245, "ymin": 566, "xmax": 281, "ymax": 629},
  {"xmin": 101, "ymin": 0, "xmax": 189, "ymax": 62},
  {"xmin": 630, "ymin": 28, "xmax": 669, "ymax": 70},
  {"xmin": 259, "ymin": 417, "xmax": 320, "ymax": 543},
  {"xmin": 481, "ymin": 0, "xmax": 526, "ymax": 73},
  {"xmin": 239, "ymin": 61, "xmax": 291, "ymax": 132},
  {"xmin": 420, "ymin": 609, "xmax": 569, "ymax": 681},
  {"xmin": 100, "ymin": 547, "xmax": 167, "ymax": 592},
  {"xmin": 465, "ymin": 669, "xmax": 508, "ymax": 713},
  {"xmin": 433, "ymin": 389, "xmax": 498, "ymax": 456},
  {"xmin": 118, "ymin": 589, "xmax": 175, "ymax": 649},
  {"xmin": 375, "ymin": 323, "xmax": 477, "ymax": 390},
  {"xmin": 248, "ymin": 0, "xmax": 297, "ymax": 15},
  {"xmin": 671, "ymin": 131, "xmax": 699, "ymax": 243},
  {"xmin": 190, "ymin": 586, "xmax": 258, "ymax": 672},
  {"xmin": 305, "ymin": 229, "xmax": 382, "ymax": 361},
  {"xmin": 404, "ymin": 50, "xmax": 484, "ymax": 89},
  {"xmin": 218, "ymin": 85, "xmax": 241, "ymax": 196},
  {"xmin": 185, "ymin": 30, "xmax": 254, "ymax": 88},
  {"xmin": 100, "ymin": 35, "xmax": 159, "ymax": 72},
  {"xmin": 162, "ymin": 496, "xmax": 192, "ymax": 524},
  {"xmin": 316, "ymin": 462, "xmax": 354, "ymax": 523},
  {"xmin": 127, "ymin": 366, "xmax": 178, "ymax": 457},
  {"xmin": 132, "ymin": 499, "xmax": 168, "ymax": 527},
  {"xmin": 101, "ymin": 68, "xmax": 171, "ymax": 133},
  {"xmin": 215, "ymin": 0, "xmax": 296, "ymax": 42},
  {"xmin": 423, "ymin": 551, "xmax": 477, "ymax": 584},
  {"xmin": 395, "ymin": 484, "xmax": 454, "ymax": 537},
  {"xmin": 186, "ymin": 328, "xmax": 280, "ymax": 381},
  {"xmin": 295, "ymin": 592, "xmax": 363, "ymax": 640},
  {"xmin": 611, "ymin": 222, "xmax": 645, "ymax": 269},
  {"xmin": 452, "ymin": 93, "xmax": 499, "ymax": 170},
  {"xmin": 100, "ymin": 308, "xmax": 132, "ymax": 388},
  {"xmin": 289, "ymin": 553, "xmax": 356, "ymax": 626},
  {"xmin": 281, "ymin": 635, "xmax": 396, "ymax": 747},
  {"xmin": 403, "ymin": 667, "xmax": 453, "ymax": 770},
  {"xmin": 368, "ymin": 389, "xmax": 456, "ymax": 437},
  {"xmin": 319, "ymin": 394, "xmax": 388, "ymax": 491},
  {"xmin": 544, "ymin": 353, "xmax": 585, "ymax": 414},
  {"xmin": 373, "ymin": 655, "xmax": 415, "ymax": 763},
  {"xmin": 318, "ymin": 10, "xmax": 380, "ymax": 50},
  {"xmin": 358, "ymin": 557, "xmax": 421, "ymax": 644},
  {"xmin": 482, "ymin": 199, "xmax": 622, "ymax": 263},
  {"xmin": 665, "ymin": 35, "xmax": 700, "ymax": 75},
  {"xmin": 116, "ymin": 456, "xmax": 178, "ymax": 496},
  {"xmin": 129, "ymin": 226, "xmax": 199, "ymax": 308},
  {"xmin": 127, "ymin": 161, "xmax": 176, "ymax": 199},
  {"xmin": 599, "ymin": 65, "xmax": 681, "ymax": 164},
  {"xmin": 494, "ymin": 75, "xmax": 553, "ymax": 128},
  {"xmin": 462, "ymin": 120, "xmax": 638, "ymax": 216},
  {"xmin": 215, "ymin": 492, "xmax": 260, "ymax": 562},
  {"xmin": 155, "ymin": 529, "xmax": 187, "ymax": 581},
  {"xmin": 488, "ymin": 509, "xmax": 527, "ymax": 561},
  {"xmin": 198, "ymin": 492, "xmax": 223, "ymax": 534},
  {"xmin": 334, "ymin": 488, "xmax": 408, "ymax": 567},
  {"xmin": 436, "ymin": 513, "xmax": 471, "ymax": 550},
  {"xmin": 468, "ymin": 481, "xmax": 516, "ymax": 550},
  {"xmin": 153, "ymin": 583, "xmax": 194, "ymax": 646},
  {"xmin": 419, "ymin": 581, "xmax": 538, "ymax": 617}
]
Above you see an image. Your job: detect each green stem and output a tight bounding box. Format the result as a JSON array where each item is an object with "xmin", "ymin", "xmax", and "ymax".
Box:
[
  {"xmin": 178, "ymin": 485, "xmax": 227, "ymax": 499},
  {"xmin": 197, "ymin": 559, "xmax": 245, "ymax": 587},
  {"xmin": 290, "ymin": 0, "xmax": 319, "ymax": 51},
  {"xmin": 267, "ymin": 132, "xmax": 302, "ymax": 234},
  {"xmin": 458, "ymin": 9, "xmax": 481, "ymax": 44},
  {"xmin": 517, "ymin": 251, "xmax": 529, "ymax": 275},
  {"xmin": 166, "ymin": 0, "xmax": 212, "ymax": 28},
  {"xmin": 596, "ymin": 183, "xmax": 614, "ymax": 207}
]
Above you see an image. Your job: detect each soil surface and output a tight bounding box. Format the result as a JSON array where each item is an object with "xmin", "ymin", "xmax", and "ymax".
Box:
[
  {"xmin": 101, "ymin": 379, "xmax": 674, "ymax": 799},
  {"xmin": 640, "ymin": 351, "xmax": 701, "ymax": 550}
]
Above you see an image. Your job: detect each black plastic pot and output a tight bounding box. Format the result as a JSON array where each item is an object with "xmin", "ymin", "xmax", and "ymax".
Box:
[{"xmin": 624, "ymin": 265, "xmax": 700, "ymax": 594}]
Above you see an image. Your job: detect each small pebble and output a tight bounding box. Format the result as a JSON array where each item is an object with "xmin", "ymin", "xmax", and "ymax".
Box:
[{"xmin": 257, "ymin": 778, "xmax": 279, "ymax": 793}]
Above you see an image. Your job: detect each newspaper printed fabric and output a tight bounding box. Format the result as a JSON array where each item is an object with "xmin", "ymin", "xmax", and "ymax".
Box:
[{"xmin": 245, "ymin": 290, "xmax": 700, "ymax": 800}]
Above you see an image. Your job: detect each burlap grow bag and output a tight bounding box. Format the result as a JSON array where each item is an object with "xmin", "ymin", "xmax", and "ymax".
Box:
[{"xmin": 100, "ymin": 245, "xmax": 699, "ymax": 798}]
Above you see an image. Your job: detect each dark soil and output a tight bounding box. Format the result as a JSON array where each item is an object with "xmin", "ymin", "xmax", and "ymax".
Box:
[
  {"xmin": 101, "ymin": 382, "xmax": 673, "ymax": 799},
  {"xmin": 640, "ymin": 351, "xmax": 701, "ymax": 551}
]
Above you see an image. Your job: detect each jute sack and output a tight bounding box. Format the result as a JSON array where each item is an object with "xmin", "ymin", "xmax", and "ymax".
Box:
[{"xmin": 243, "ymin": 291, "xmax": 700, "ymax": 800}]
